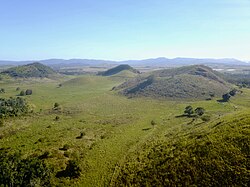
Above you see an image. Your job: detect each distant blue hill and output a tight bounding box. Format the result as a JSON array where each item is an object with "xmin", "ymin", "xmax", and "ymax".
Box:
[{"xmin": 0, "ymin": 57, "xmax": 248, "ymax": 67}]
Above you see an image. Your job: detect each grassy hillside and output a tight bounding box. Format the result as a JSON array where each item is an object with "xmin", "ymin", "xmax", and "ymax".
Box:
[
  {"xmin": 1, "ymin": 62, "xmax": 56, "ymax": 78},
  {"xmin": 98, "ymin": 64, "xmax": 140, "ymax": 76},
  {"xmin": 116, "ymin": 65, "xmax": 232, "ymax": 99},
  {"xmin": 0, "ymin": 73, "xmax": 249, "ymax": 186},
  {"xmin": 111, "ymin": 110, "xmax": 250, "ymax": 186}
]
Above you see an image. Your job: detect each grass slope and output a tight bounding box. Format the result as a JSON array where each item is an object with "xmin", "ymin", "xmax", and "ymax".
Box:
[
  {"xmin": 116, "ymin": 65, "xmax": 231, "ymax": 99},
  {"xmin": 112, "ymin": 110, "xmax": 250, "ymax": 186},
  {"xmin": 1, "ymin": 62, "xmax": 56, "ymax": 78}
]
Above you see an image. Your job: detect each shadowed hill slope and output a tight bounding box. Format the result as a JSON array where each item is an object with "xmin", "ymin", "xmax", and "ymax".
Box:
[
  {"xmin": 98, "ymin": 64, "xmax": 140, "ymax": 76},
  {"xmin": 116, "ymin": 65, "xmax": 231, "ymax": 99},
  {"xmin": 1, "ymin": 62, "xmax": 56, "ymax": 78}
]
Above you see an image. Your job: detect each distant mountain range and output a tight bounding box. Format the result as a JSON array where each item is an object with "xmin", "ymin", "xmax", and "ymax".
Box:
[{"xmin": 0, "ymin": 57, "xmax": 249, "ymax": 67}]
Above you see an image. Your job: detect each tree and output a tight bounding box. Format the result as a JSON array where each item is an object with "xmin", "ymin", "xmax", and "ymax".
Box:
[
  {"xmin": 229, "ymin": 89, "xmax": 237, "ymax": 96},
  {"xmin": 25, "ymin": 89, "xmax": 32, "ymax": 95},
  {"xmin": 19, "ymin": 90, "xmax": 25, "ymax": 96},
  {"xmin": 195, "ymin": 107, "xmax": 205, "ymax": 116},
  {"xmin": 54, "ymin": 103, "xmax": 59, "ymax": 108},
  {"xmin": 184, "ymin": 106, "xmax": 194, "ymax": 117},
  {"xmin": 222, "ymin": 93, "xmax": 231, "ymax": 102}
]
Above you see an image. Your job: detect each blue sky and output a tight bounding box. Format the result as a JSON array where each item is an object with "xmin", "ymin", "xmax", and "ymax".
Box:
[{"xmin": 0, "ymin": 0, "xmax": 250, "ymax": 61}]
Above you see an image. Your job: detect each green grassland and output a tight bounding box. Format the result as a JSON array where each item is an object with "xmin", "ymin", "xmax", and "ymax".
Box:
[{"xmin": 0, "ymin": 74, "xmax": 249, "ymax": 186}]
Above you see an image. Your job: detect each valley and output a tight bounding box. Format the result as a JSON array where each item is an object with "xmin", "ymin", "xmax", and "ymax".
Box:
[{"xmin": 0, "ymin": 63, "xmax": 249, "ymax": 186}]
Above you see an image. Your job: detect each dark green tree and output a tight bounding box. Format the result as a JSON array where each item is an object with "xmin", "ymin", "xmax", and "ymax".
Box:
[
  {"xmin": 184, "ymin": 106, "xmax": 194, "ymax": 117},
  {"xmin": 54, "ymin": 102, "xmax": 59, "ymax": 108},
  {"xmin": 20, "ymin": 90, "xmax": 25, "ymax": 96},
  {"xmin": 195, "ymin": 107, "xmax": 205, "ymax": 116},
  {"xmin": 229, "ymin": 89, "xmax": 237, "ymax": 96},
  {"xmin": 25, "ymin": 89, "xmax": 32, "ymax": 95},
  {"xmin": 222, "ymin": 93, "xmax": 231, "ymax": 102}
]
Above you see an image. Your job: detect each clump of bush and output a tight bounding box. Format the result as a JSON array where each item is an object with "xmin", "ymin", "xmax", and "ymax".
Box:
[
  {"xmin": 0, "ymin": 150, "xmax": 52, "ymax": 186},
  {"xmin": 184, "ymin": 106, "xmax": 205, "ymax": 117},
  {"xmin": 19, "ymin": 90, "xmax": 26, "ymax": 96},
  {"xmin": 53, "ymin": 102, "xmax": 62, "ymax": 111},
  {"xmin": 25, "ymin": 89, "xmax": 32, "ymax": 95},
  {"xmin": 0, "ymin": 88, "xmax": 5, "ymax": 93},
  {"xmin": 60, "ymin": 144, "xmax": 70, "ymax": 151},
  {"xmin": 19, "ymin": 89, "xmax": 33, "ymax": 96},
  {"xmin": 0, "ymin": 97, "xmax": 29, "ymax": 118},
  {"xmin": 55, "ymin": 116, "xmax": 60, "ymax": 121}
]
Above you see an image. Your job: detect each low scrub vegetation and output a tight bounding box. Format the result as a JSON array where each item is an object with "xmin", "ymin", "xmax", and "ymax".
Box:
[
  {"xmin": 0, "ymin": 150, "xmax": 52, "ymax": 187},
  {"xmin": 0, "ymin": 97, "xmax": 29, "ymax": 118}
]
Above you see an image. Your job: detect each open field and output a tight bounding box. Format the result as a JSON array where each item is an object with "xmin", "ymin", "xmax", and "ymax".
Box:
[{"xmin": 0, "ymin": 74, "xmax": 249, "ymax": 186}]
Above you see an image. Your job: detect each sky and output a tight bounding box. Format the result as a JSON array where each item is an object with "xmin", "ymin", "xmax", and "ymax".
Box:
[{"xmin": 0, "ymin": 0, "xmax": 250, "ymax": 61}]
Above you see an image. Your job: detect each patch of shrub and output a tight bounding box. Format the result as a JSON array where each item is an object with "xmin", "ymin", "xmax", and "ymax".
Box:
[
  {"xmin": 56, "ymin": 160, "xmax": 82, "ymax": 179},
  {"xmin": 0, "ymin": 97, "xmax": 29, "ymax": 118},
  {"xmin": 0, "ymin": 151, "xmax": 52, "ymax": 186},
  {"xmin": 60, "ymin": 144, "xmax": 70, "ymax": 151}
]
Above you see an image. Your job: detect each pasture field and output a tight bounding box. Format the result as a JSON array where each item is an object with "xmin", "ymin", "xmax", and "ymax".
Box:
[{"xmin": 0, "ymin": 75, "xmax": 249, "ymax": 186}]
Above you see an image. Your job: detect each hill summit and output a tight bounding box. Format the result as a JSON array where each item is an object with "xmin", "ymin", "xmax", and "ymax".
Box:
[
  {"xmin": 116, "ymin": 65, "xmax": 231, "ymax": 99},
  {"xmin": 1, "ymin": 62, "xmax": 56, "ymax": 78},
  {"xmin": 98, "ymin": 64, "xmax": 140, "ymax": 76}
]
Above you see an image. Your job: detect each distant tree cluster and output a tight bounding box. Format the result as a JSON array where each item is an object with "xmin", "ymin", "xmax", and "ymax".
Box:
[
  {"xmin": 184, "ymin": 106, "xmax": 205, "ymax": 117},
  {"xmin": 19, "ymin": 89, "xmax": 33, "ymax": 96},
  {"xmin": 0, "ymin": 97, "xmax": 29, "ymax": 118}
]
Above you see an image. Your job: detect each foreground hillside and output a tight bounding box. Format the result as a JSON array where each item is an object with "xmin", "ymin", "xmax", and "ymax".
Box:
[
  {"xmin": 0, "ymin": 73, "xmax": 249, "ymax": 186},
  {"xmin": 116, "ymin": 65, "xmax": 231, "ymax": 99},
  {"xmin": 112, "ymin": 111, "xmax": 250, "ymax": 186},
  {"xmin": 1, "ymin": 62, "xmax": 56, "ymax": 78}
]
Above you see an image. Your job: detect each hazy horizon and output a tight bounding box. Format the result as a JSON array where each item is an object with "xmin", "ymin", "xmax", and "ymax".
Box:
[
  {"xmin": 1, "ymin": 0, "xmax": 250, "ymax": 61},
  {"xmin": 0, "ymin": 56, "xmax": 249, "ymax": 63}
]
